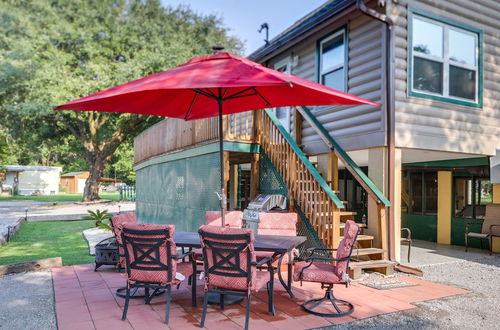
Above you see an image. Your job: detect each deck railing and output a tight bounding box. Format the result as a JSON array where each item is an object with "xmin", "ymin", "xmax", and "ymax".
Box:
[{"xmin": 134, "ymin": 111, "xmax": 254, "ymax": 164}]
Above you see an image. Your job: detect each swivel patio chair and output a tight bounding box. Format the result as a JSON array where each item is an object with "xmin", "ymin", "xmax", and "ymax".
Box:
[
  {"xmin": 198, "ymin": 225, "xmax": 275, "ymax": 330},
  {"xmin": 293, "ymin": 220, "xmax": 360, "ymax": 317},
  {"xmin": 120, "ymin": 223, "xmax": 197, "ymax": 324}
]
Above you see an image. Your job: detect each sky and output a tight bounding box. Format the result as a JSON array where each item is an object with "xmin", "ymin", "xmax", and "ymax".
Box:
[{"xmin": 160, "ymin": 0, "xmax": 328, "ymax": 56}]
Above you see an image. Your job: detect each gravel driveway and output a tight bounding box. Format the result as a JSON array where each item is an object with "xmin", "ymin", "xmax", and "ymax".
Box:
[
  {"xmin": 330, "ymin": 248, "xmax": 500, "ymax": 329},
  {"xmin": 0, "ymin": 270, "xmax": 56, "ymax": 330}
]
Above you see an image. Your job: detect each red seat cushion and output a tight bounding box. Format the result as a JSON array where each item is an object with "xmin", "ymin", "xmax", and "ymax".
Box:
[
  {"xmin": 293, "ymin": 261, "xmax": 340, "ymax": 284},
  {"xmin": 257, "ymin": 212, "xmax": 297, "ymax": 236}
]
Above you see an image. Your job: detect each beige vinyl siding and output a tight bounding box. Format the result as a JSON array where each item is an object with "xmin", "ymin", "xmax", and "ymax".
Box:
[
  {"xmin": 293, "ymin": 16, "xmax": 386, "ymax": 154},
  {"xmin": 391, "ymin": 0, "xmax": 500, "ymax": 156}
]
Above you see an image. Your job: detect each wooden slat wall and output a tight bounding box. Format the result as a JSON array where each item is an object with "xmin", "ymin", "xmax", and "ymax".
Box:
[
  {"xmin": 391, "ymin": 0, "xmax": 500, "ymax": 155},
  {"xmin": 134, "ymin": 111, "xmax": 254, "ymax": 164}
]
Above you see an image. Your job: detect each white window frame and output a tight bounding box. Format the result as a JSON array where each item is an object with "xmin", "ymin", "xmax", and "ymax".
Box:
[
  {"xmin": 410, "ymin": 12, "xmax": 480, "ymax": 105},
  {"xmin": 318, "ymin": 28, "xmax": 347, "ymax": 92},
  {"xmin": 273, "ymin": 57, "xmax": 292, "ymax": 132}
]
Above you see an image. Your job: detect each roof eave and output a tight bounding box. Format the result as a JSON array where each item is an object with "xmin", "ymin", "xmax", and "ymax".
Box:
[{"xmin": 248, "ymin": 0, "xmax": 356, "ymax": 62}]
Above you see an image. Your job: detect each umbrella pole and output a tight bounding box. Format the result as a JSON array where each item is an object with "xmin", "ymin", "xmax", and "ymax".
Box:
[{"xmin": 218, "ymin": 101, "xmax": 226, "ymax": 227}]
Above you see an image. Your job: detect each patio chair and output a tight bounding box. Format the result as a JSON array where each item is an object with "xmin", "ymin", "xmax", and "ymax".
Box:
[
  {"xmin": 110, "ymin": 212, "xmax": 137, "ymax": 271},
  {"xmin": 198, "ymin": 225, "xmax": 275, "ymax": 330},
  {"xmin": 120, "ymin": 223, "xmax": 196, "ymax": 324},
  {"xmin": 293, "ymin": 220, "xmax": 360, "ymax": 317},
  {"xmin": 465, "ymin": 203, "xmax": 500, "ymax": 255},
  {"xmin": 190, "ymin": 210, "xmax": 243, "ymax": 261},
  {"xmin": 255, "ymin": 212, "xmax": 299, "ymax": 267}
]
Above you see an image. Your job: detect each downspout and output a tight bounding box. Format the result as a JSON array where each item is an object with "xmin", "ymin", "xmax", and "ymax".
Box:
[{"xmin": 356, "ymin": 0, "xmax": 396, "ymax": 261}]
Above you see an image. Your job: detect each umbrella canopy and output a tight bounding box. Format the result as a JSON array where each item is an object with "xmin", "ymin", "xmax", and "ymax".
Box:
[
  {"xmin": 56, "ymin": 50, "xmax": 380, "ymax": 226},
  {"xmin": 55, "ymin": 52, "xmax": 379, "ymax": 117}
]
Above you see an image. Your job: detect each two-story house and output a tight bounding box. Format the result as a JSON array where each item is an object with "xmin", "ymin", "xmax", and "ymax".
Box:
[
  {"xmin": 248, "ymin": 0, "xmax": 500, "ymax": 256},
  {"xmin": 133, "ymin": 0, "xmax": 499, "ymax": 278}
]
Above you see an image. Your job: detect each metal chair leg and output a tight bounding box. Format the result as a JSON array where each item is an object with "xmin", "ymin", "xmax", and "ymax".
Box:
[
  {"xmin": 164, "ymin": 285, "xmax": 171, "ymax": 324},
  {"xmin": 407, "ymin": 239, "xmax": 412, "ymax": 263},
  {"xmin": 200, "ymin": 290, "xmax": 209, "ymax": 328},
  {"xmin": 465, "ymin": 233, "xmax": 469, "ymax": 252},
  {"xmin": 122, "ymin": 284, "xmax": 130, "ymax": 321},
  {"xmin": 191, "ymin": 266, "xmax": 197, "ymax": 307},
  {"xmin": 244, "ymin": 294, "xmax": 251, "ymax": 330}
]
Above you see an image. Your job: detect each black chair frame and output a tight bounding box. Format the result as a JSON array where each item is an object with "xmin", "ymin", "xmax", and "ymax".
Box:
[
  {"xmin": 198, "ymin": 229, "xmax": 275, "ymax": 330},
  {"xmin": 297, "ymin": 228, "xmax": 359, "ymax": 317},
  {"xmin": 121, "ymin": 227, "xmax": 196, "ymax": 324}
]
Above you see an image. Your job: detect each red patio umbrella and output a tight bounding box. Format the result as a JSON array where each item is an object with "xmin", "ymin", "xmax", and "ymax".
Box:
[{"xmin": 56, "ymin": 48, "xmax": 380, "ymax": 225}]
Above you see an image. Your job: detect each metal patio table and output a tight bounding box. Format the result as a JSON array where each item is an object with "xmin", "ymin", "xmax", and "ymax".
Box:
[{"xmin": 174, "ymin": 231, "xmax": 306, "ymax": 298}]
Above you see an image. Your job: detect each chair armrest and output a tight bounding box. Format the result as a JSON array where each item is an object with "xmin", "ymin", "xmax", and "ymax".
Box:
[
  {"xmin": 304, "ymin": 255, "xmax": 350, "ymax": 263},
  {"xmin": 465, "ymin": 222, "xmax": 481, "ymax": 235},
  {"xmin": 251, "ymin": 257, "xmax": 272, "ymax": 266},
  {"xmin": 489, "ymin": 224, "xmax": 500, "ymax": 235},
  {"xmin": 401, "ymin": 228, "xmax": 411, "ymax": 240},
  {"xmin": 173, "ymin": 250, "xmax": 194, "ymax": 260},
  {"xmin": 306, "ymin": 247, "xmax": 338, "ymax": 253}
]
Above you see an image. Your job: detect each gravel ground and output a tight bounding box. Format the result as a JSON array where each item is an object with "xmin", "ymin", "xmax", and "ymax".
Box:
[
  {"xmin": 0, "ymin": 270, "xmax": 56, "ymax": 330},
  {"xmin": 326, "ymin": 255, "xmax": 500, "ymax": 330}
]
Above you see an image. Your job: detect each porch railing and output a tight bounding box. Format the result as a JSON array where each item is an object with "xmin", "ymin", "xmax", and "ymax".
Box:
[{"xmin": 134, "ymin": 111, "xmax": 254, "ymax": 164}]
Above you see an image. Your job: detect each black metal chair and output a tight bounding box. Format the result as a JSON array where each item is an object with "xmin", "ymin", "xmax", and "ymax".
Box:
[
  {"xmin": 293, "ymin": 220, "xmax": 360, "ymax": 317},
  {"xmin": 198, "ymin": 225, "xmax": 275, "ymax": 330},
  {"xmin": 120, "ymin": 223, "xmax": 196, "ymax": 324}
]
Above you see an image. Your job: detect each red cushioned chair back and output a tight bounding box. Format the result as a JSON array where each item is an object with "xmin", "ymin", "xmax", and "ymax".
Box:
[
  {"xmin": 257, "ymin": 212, "xmax": 297, "ymax": 236},
  {"xmin": 335, "ymin": 220, "xmax": 359, "ymax": 279},
  {"xmin": 111, "ymin": 212, "xmax": 137, "ymax": 245},
  {"xmin": 121, "ymin": 223, "xmax": 177, "ymax": 285},
  {"xmin": 205, "ymin": 211, "xmax": 243, "ymax": 228},
  {"xmin": 199, "ymin": 225, "xmax": 256, "ymax": 291}
]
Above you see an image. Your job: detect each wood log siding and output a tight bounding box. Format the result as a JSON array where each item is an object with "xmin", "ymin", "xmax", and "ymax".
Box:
[
  {"xmin": 391, "ymin": 0, "xmax": 500, "ymax": 155},
  {"xmin": 258, "ymin": 109, "xmax": 344, "ymax": 249},
  {"xmin": 134, "ymin": 111, "xmax": 254, "ymax": 164}
]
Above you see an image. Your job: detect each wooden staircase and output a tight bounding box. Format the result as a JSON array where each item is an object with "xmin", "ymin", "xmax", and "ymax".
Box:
[{"xmin": 256, "ymin": 109, "xmax": 394, "ymax": 279}]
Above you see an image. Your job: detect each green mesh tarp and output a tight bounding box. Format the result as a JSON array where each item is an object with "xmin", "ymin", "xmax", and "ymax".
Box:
[{"xmin": 135, "ymin": 152, "xmax": 221, "ymax": 231}]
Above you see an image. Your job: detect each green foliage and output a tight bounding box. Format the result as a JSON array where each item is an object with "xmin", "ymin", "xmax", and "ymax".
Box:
[
  {"xmin": 0, "ymin": 0, "xmax": 243, "ymax": 195},
  {"xmin": 0, "ymin": 220, "xmax": 95, "ymax": 266},
  {"xmin": 83, "ymin": 209, "xmax": 111, "ymax": 227}
]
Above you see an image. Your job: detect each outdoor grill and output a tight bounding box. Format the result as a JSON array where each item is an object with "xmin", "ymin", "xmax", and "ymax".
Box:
[
  {"xmin": 242, "ymin": 194, "xmax": 287, "ymax": 232},
  {"xmin": 94, "ymin": 237, "xmax": 119, "ymax": 271}
]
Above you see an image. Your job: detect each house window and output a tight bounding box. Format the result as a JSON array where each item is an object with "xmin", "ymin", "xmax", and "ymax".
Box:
[
  {"xmin": 274, "ymin": 58, "xmax": 291, "ymax": 132},
  {"xmin": 409, "ymin": 11, "xmax": 482, "ymax": 107},
  {"xmin": 318, "ymin": 29, "xmax": 346, "ymax": 92},
  {"xmin": 454, "ymin": 176, "xmax": 491, "ymax": 219},
  {"xmin": 403, "ymin": 171, "xmax": 437, "ymax": 215}
]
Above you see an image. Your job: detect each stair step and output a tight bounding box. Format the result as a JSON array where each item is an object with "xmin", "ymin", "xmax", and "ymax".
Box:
[
  {"xmin": 348, "ymin": 260, "xmax": 396, "ymax": 269},
  {"xmin": 340, "ymin": 222, "xmax": 366, "ymax": 229},
  {"xmin": 351, "ymin": 248, "xmax": 385, "ymax": 256},
  {"xmin": 340, "ymin": 234, "xmax": 373, "ymax": 241}
]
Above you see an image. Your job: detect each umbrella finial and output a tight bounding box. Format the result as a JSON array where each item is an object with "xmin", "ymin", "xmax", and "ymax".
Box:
[{"xmin": 212, "ymin": 46, "xmax": 225, "ymax": 54}]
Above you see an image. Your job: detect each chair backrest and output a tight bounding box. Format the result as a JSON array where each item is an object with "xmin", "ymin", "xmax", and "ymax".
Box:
[
  {"xmin": 257, "ymin": 212, "xmax": 297, "ymax": 236},
  {"xmin": 205, "ymin": 211, "xmax": 243, "ymax": 228},
  {"xmin": 335, "ymin": 220, "xmax": 360, "ymax": 278},
  {"xmin": 121, "ymin": 223, "xmax": 177, "ymax": 285},
  {"xmin": 483, "ymin": 204, "xmax": 500, "ymax": 236},
  {"xmin": 198, "ymin": 225, "xmax": 255, "ymax": 291},
  {"xmin": 110, "ymin": 212, "xmax": 137, "ymax": 245}
]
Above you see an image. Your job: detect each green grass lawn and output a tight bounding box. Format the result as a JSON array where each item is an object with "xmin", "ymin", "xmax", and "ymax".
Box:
[
  {"xmin": 0, "ymin": 220, "xmax": 96, "ymax": 266},
  {"xmin": 0, "ymin": 192, "xmax": 121, "ymax": 202}
]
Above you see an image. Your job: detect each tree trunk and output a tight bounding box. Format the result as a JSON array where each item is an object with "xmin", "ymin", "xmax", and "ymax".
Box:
[{"xmin": 83, "ymin": 153, "xmax": 106, "ymax": 202}]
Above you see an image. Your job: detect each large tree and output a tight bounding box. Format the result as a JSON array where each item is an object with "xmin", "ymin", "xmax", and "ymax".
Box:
[{"xmin": 0, "ymin": 0, "xmax": 242, "ymax": 200}]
